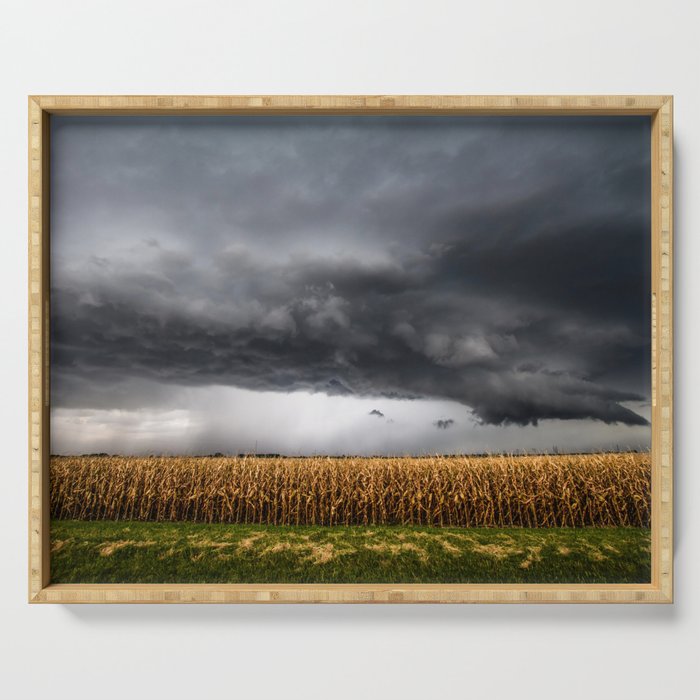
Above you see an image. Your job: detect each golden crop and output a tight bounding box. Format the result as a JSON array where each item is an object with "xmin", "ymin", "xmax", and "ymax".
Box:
[{"xmin": 50, "ymin": 452, "xmax": 650, "ymax": 528}]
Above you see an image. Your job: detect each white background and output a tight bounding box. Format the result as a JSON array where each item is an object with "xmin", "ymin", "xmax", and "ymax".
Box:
[{"xmin": 1, "ymin": 2, "xmax": 698, "ymax": 698}]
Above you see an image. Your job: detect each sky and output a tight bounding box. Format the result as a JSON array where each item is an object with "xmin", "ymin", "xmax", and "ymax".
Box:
[{"xmin": 50, "ymin": 115, "xmax": 651, "ymax": 456}]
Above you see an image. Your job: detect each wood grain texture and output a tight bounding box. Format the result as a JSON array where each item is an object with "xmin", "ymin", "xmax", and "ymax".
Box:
[
  {"xmin": 28, "ymin": 98, "xmax": 50, "ymax": 601},
  {"xmin": 650, "ymin": 98, "xmax": 674, "ymax": 602},
  {"xmin": 30, "ymin": 94, "xmax": 670, "ymax": 115},
  {"xmin": 33, "ymin": 583, "xmax": 664, "ymax": 604},
  {"xmin": 28, "ymin": 95, "xmax": 673, "ymax": 603}
]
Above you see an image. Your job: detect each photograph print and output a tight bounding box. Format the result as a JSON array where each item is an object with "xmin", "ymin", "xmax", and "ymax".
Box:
[{"xmin": 49, "ymin": 114, "xmax": 652, "ymax": 584}]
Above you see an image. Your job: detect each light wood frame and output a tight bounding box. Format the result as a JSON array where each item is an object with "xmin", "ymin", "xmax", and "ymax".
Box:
[{"xmin": 28, "ymin": 95, "xmax": 673, "ymax": 603}]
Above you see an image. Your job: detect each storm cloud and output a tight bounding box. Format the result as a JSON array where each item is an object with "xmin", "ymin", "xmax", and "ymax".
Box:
[
  {"xmin": 50, "ymin": 115, "xmax": 651, "ymax": 453},
  {"xmin": 435, "ymin": 419, "xmax": 455, "ymax": 430}
]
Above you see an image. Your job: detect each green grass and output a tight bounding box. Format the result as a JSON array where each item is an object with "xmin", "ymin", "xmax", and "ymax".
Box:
[{"xmin": 50, "ymin": 520, "xmax": 651, "ymax": 584}]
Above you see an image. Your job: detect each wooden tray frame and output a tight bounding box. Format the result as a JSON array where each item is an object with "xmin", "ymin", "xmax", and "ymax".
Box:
[{"xmin": 28, "ymin": 95, "xmax": 673, "ymax": 603}]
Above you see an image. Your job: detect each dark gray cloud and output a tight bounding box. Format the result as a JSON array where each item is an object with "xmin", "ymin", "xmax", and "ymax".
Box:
[
  {"xmin": 435, "ymin": 419, "xmax": 455, "ymax": 430},
  {"xmin": 50, "ymin": 115, "xmax": 651, "ymax": 441}
]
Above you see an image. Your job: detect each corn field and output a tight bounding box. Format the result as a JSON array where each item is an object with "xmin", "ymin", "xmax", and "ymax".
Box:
[{"xmin": 50, "ymin": 452, "xmax": 651, "ymax": 528}]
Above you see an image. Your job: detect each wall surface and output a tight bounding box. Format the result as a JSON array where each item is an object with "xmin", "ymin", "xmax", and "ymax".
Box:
[{"xmin": 1, "ymin": 1, "xmax": 697, "ymax": 698}]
